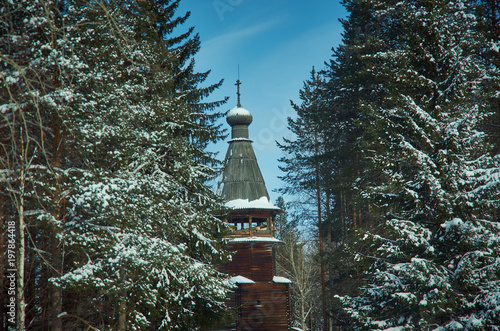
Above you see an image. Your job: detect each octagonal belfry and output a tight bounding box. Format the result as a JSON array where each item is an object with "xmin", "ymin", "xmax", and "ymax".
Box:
[{"xmin": 215, "ymin": 80, "xmax": 291, "ymax": 331}]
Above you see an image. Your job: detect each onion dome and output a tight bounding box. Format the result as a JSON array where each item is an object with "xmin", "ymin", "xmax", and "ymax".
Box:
[
  {"xmin": 227, "ymin": 106, "xmax": 253, "ymax": 127},
  {"xmin": 227, "ymin": 106, "xmax": 253, "ymax": 140}
]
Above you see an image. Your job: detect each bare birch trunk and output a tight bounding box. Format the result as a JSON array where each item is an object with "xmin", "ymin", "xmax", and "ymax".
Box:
[
  {"xmin": 301, "ymin": 299, "xmax": 306, "ymax": 331},
  {"xmin": 16, "ymin": 120, "xmax": 26, "ymax": 331},
  {"xmin": 17, "ymin": 182, "xmax": 25, "ymax": 331}
]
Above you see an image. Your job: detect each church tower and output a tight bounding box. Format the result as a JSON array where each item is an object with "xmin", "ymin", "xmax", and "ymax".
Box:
[{"xmin": 217, "ymin": 80, "xmax": 291, "ymax": 330}]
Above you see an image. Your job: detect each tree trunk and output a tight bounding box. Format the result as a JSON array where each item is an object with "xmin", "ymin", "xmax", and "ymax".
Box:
[
  {"xmin": 118, "ymin": 294, "xmax": 127, "ymax": 331},
  {"xmin": 301, "ymin": 298, "xmax": 306, "ymax": 331},
  {"xmin": 17, "ymin": 126, "xmax": 26, "ymax": 331},
  {"xmin": 48, "ymin": 116, "xmax": 64, "ymax": 331},
  {"xmin": 49, "ymin": 240, "xmax": 63, "ymax": 331},
  {"xmin": 48, "ymin": 29, "xmax": 65, "ymax": 325},
  {"xmin": 314, "ymin": 131, "xmax": 328, "ymax": 331},
  {"xmin": 17, "ymin": 185, "xmax": 26, "ymax": 331},
  {"xmin": 353, "ymin": 205, "xmax": 357, "ymax": 228}
]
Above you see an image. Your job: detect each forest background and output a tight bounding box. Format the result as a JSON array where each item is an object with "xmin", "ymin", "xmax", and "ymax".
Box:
[{"xmin": 1, "ymin": 0, "xmax": 500, "ymax": 330}]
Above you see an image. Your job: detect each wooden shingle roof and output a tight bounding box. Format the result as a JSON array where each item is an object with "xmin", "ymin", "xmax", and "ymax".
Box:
[{"xmin": 217, "ymin": 104, "xmax": 279, "ymax": 211}]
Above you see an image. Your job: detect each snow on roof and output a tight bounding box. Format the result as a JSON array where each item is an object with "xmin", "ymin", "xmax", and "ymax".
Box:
[
  {"xmin": 228, "ymin": 137, "xmax": 252, "ymax": 143},
  {"xmin": 227, "ymin": 106, "xmax": 253, "ymax": 127},
  {"xmin": 230, "ymin": 275, "xmax": 255, "ymax": 284},
  {"xmin": 273, "ymin": 276, "xmax": 292, "ymax": 284},
  {"xmin": 227, "ymin": 106, "xmax": 251, "ymax": 117},
  {"xmin": 229, "ymin": 237, "xmax": 282, "ymax": 243},
  {"xmin": 225, "ymin": 196, "xmax": 281, "ymax": 210}
]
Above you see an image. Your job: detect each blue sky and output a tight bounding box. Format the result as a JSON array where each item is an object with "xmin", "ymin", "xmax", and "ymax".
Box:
[{"xmin": 177, "ymin": 0, "xmax": 347, "ymax": 202}]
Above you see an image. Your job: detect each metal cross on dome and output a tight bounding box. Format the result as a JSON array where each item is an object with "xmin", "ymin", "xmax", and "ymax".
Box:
[
  {"xmin": 235, "ymin": 64, "xmax": 242, "ymax": 107},
  {"xmin": 235, "ymin": 79, "xmax": 242, "ymax": 107}
]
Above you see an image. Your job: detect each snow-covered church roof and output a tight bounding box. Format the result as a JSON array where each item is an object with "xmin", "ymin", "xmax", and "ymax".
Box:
[{"xmin": 216, "ymin": 82, "xmax": 280, "ymax": 212}]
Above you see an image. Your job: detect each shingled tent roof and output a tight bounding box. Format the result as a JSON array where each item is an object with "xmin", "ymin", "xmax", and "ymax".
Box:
[{"xmin": 217, "ymin": 84, "xmax": 279, "ymax": 211}]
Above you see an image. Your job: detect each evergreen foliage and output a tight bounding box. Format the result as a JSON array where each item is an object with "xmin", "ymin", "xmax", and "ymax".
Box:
[
  {"xmin": 337, "ymin": 0, "xmax": 500, "ymax": 329},
  {"xmin": 1, "ymin": 0, "xmax": 232, "ymax": 329},
  {"xmin": 278, "ymin": 68, "xmax": 328, "ymax": 200},
  {"xmin": 279, "ymin": 0, "xmax": 500, "ymax": 329},
  {"xmin": 1, "ymin": 0, "xmax": 80, "ymax": 328},
  {"xmin": 277, "ymin": 68, "xmax": 334, "ymax": 329}
]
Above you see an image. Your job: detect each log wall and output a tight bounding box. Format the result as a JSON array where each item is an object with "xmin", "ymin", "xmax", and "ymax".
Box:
[
  {"xmin": 234, "ymin": 282, "xmax": 290, "ymax": 331},
  {"xmin": 226, "ymin": 242, "xmax": 274, "ymax": 282}
]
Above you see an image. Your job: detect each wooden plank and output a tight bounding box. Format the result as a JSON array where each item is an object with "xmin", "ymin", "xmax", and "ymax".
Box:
[
  {"xmin": 237, "ymin": 282, "xmax": 290, "ymax": 330},
  {"xmin": 226, "ymin": 243, "xmax": 275, "ymax": 282}
]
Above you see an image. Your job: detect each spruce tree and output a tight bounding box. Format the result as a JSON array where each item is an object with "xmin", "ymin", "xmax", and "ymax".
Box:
[
  {"xmin": 278, "ymin": 67, "xmax": 336, "ymax": 329},
  {"xmin": 56, "ymin": 1, "xmax": 231, "ymax": 329},
  {"xmin": 1, "ymin": 0, "xmax": 232, "ymax": 329},
  {"xmin": 323, "ymin": 0, "xmax": 393, "ymax": 230},
  {"xmin": 337, "ymin": 0, "xmax": 500, "ymax": 329},
  {"xmin": 319, "ymin": 3, "xmax": 390, "ymax": 325}
]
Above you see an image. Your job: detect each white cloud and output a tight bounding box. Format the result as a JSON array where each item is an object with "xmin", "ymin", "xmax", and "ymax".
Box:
[{"xmin": 195, "ymin": 19, "xmax": 281, "ymax": 69}]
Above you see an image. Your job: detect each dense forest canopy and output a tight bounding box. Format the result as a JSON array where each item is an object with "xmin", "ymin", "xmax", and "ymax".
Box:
[
  {"xmin": 1, "ymin": 0, "xmax": 232, "ymax": 330},
  {"xmin": 277, "ymin": 0, "xmax": 500, "ymax": 329}
]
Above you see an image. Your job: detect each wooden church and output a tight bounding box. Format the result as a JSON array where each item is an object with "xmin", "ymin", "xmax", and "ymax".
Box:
[{"xmin": 216, "ymin": 80, "xmax": 292, "ymax": 330}]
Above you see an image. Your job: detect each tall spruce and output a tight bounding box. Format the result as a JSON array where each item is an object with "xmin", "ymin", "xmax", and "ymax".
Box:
[
  {"xmin": 60, "ymin": 0, "xmax": 231, "ymax": 329},
  {"xmin": 278, "ymin": 68, "xmax": 334, "ymax": 330},
  {"xmin": 323, "ymin": 0, "xmax": 392, "ymax": 230},
  {"xmin": 320, "ymin": 2, "xmax": 389, "ymax": 325},
  {"xmin": 336, "ymin": 0, "xmax": 500, "ymax": 329},
  {"xmin": 1, "ymin": 0, "xmax": 232, "ymax": 330}
]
